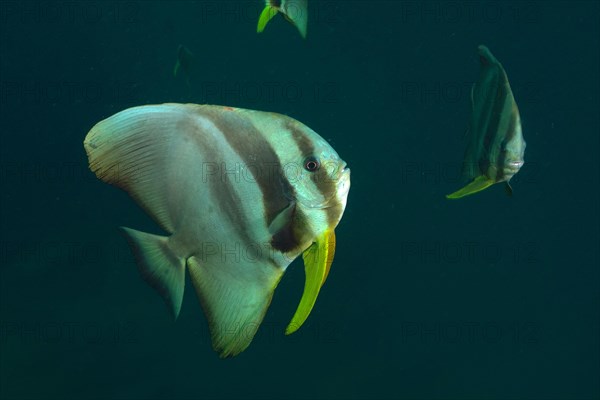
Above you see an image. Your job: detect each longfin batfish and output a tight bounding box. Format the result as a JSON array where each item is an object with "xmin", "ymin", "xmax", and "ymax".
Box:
[
  {"xmin": 257, "ymin": 0, "xmax": 308, "ymax": 38},
  {"xmin": 447, "ymin": 45, "xmax": 526, "ymax": 199},
  {"xmin": 83, "ymin": 104, "xmax": 350, "ymax": 357}
]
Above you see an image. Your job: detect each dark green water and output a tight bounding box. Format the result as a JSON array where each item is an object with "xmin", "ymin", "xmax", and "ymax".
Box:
[{"xmin": 1, "ymin": 1, "xmax": 598, "ymax": 399}]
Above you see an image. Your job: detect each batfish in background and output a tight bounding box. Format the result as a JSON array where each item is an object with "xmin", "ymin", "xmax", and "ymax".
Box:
[
  {"xmin": 257, "ymin": 0, "xmax": 308, "ymax": 38},
  {"xmin": 173, "ymin": 44, "xmax": 194, "ymax": 88},
  {"xmin": 447, "ymin": 45, "xmax": 526, "ymax": 199},
  {"xmin": 84, "ymin": 104, "xmax": 350, "ymax": 357}
]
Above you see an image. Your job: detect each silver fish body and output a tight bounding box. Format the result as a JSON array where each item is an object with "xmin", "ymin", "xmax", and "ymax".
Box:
[
  {"xmin": 84, "ymin": 104, "xmax": 350, "ymax": 356},
  {"xmin": 447, "ymin": 45, "xmax": 526, "ymax": 199}
]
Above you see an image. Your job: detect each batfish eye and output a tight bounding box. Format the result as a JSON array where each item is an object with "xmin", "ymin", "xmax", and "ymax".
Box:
[{"xmin": 303, "ymin": 156, "xmax": 320, "ymax": 172}]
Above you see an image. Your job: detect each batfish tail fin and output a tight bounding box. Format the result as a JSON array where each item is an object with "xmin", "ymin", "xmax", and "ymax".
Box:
[
  {"xmin": 446, "ymin": 175, "xmax": 495, "ymax": 199},
  {"xmin": 187, "ymin": 256, "xmax": 283, "ymax": 358},
  {"xmin": 120, "ymin": 227, "xmax": 186, "ymax": 318}
]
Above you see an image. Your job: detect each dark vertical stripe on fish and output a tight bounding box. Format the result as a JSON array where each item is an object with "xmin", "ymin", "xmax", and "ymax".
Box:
[
  {"xmin": 184, "ymin": 115, "xmax": 257, "ymax": 253},
  {"xmin": 479, "ymin": 69, "xmax": 508, "ymax": 180},
  {"xmin": 203, "ymin": 108, "xmax": 301, "ymax": 254}
]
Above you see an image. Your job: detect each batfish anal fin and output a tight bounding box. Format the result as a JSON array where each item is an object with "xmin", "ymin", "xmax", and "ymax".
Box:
[
  {"xmin": 446, "ymin": 175, "xmax": 496, "ymax": 199},
  {"xmin": 187, "ymin": 256, "xmax": 283, "ymax": 358},
  {"xmin": 285, "ymin": 229, "xmax": 336, "ymax": 335},
  {"xmin": 257, "ymin": 5, "xmax": 279, "ymax": 33},
  {"xmin": 120, "ymin": 227, "xmax": 186, "ymax": 318}
]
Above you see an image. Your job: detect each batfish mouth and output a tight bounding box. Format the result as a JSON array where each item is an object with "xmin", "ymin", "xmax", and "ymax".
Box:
[
  {"xmin": 301, "ymin": 163, "xmax": 350, "ymax": 210},
  {"xmin": 510, "ymin": 160, "xmax": 524, "ymax": 167},
  {"xmin": 507, "ymin": 160, "xmax": 524, "ymax": 171},
  {"xmin": 336, "ymin": 166, "xmax": 351, "ymax": 200},
  {"xmin": 503, "ymin": 160, "xmax": 524, "ymax": 178},
  {"xmin": 322, "ymin": 160, "xmax": 349, "ymax": 182},
  {"xmin": 337, "ymin": 161, "xmax": 350, "ymax": 178},
  {"xmin": 336, "ymin": 161, "xmax": 350, "ymax": 186}
]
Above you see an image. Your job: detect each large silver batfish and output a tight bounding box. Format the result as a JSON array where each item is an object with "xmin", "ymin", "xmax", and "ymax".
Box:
[
  {"xmin": 84, "ymin": 104, "xmax": 350, "ymax": 357},
  {"xmin": 447, "ymin": 45, "xmax": 526, "ymax": 199}
]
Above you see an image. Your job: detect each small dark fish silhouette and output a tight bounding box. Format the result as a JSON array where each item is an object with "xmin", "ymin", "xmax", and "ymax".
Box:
[{"xmin": 173, "ymin": 44, "xmax": 194, "ymax": 87}]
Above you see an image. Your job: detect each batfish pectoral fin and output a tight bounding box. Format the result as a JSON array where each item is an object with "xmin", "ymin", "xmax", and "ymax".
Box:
[
  {"xmin": 267, "ymin": 202, "xmax": 295, "ymax": 236},
  {"xmin": 285, "ymin": 229, "xmax": 336, "ymax": 335},
  {"xmin": 257, "ymin": 5, "xmax": 278, "ymax": 33},
  {"xmin": 120, "ymin": 227, "xmax": 186, "ymax": 318},
  {"xmin": 187, "ymin": 256, "xmax": 283, "ymax": 358},
  {"xmin": 446, "ymin": 175, "xmax": 496, "ymax": 199}
]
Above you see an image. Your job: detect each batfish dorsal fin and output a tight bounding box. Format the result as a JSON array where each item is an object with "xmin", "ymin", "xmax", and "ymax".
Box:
[
  {"xmin": 84, "ymin": 104, "xmax": 200, "ymax": 234},
  {"xmin": 477, "ymin": 45, "xmax": 499, "ymax": 67},
  {"xmin": 446, "ymin": 175, "xmax": 495, "ymax": 199},
  {"xmin": 187, "ymin": 256, "xmax": 283, "ymax": 358}
]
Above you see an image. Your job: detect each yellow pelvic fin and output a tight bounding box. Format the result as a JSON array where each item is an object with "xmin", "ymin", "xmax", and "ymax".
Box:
[
  {"xmin": 285, "ymin": 230, "xmax": 336, "ymax": 335},
  {"xmin": 446, "ymin": 175, "xmax": 496, "ymax": 199},
  {"xmin": 257, "ymin": 6, "xmax": 278, "ymax": 33},
  {"xmin": 321, "ymin": 230, "xmax": 335, "ymax": 284}
]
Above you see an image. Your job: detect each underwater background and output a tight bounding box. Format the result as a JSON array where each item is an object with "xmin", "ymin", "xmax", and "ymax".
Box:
[{"xmin": 1, "ymin": 1, "xmax": 598, "ymax": 399}]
